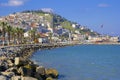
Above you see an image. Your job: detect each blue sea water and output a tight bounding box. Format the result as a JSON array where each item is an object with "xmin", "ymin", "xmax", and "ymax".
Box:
[{"xmin": 31, "ymin": 45, "xmax": 120, "ymax": 80}]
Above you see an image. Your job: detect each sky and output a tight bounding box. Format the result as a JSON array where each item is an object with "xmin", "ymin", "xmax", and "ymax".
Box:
[{"xmin": 0, "ymin": 0, "xmax": 120, "ymax": 36}]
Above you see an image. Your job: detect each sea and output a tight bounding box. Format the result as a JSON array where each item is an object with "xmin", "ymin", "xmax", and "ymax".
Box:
[{"xmin": 31, "ymin": 45, "xmax": 120, "ymax": 80}]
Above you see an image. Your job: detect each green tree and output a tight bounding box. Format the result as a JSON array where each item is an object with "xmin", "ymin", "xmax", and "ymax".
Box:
[
  {"xmin": 19, "ymin": 28, "xmax": 24, "ymax": 44},
  {"xmin": 29, "ymin": 28, "xmax": 36, "ymax": 43},
  {"xmin": 0, "ymin": 22, "xmax": 8, "ymax": 46},
  {"xmin": 6, "ymin": 25, "xmax": 12, "ymax": 45},
  {"xmin": 16, "ymin": 27, "xmax": 21, "ymax": 44},
  {"xmin": 11, "ymin": 27, "xmax": 17, "ymax": 45},
  {"xmin": 61, "ymin": 21, "xmax": 74, "ymax": 32},
  {"xmin": 48, "ymin": 32, "xmax": 53, "ymax": 43}
]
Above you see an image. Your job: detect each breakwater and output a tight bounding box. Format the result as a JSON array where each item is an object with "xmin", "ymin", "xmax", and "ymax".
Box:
[{"xmin": 0, "ymin": 43, "xmax": 68, "ymax": 80}]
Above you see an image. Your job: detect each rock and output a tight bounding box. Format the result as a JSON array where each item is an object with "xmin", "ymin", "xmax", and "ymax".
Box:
[
  {"xmin": 36, "ymin": 66, "xmax": 45, "ymax": 75},
  {"xmin": 25, "ymin": 63, "xmax": 37, "ymax": 75},
  {"xmin": 5, "ymin": 67, "xmax": 17, "ymax": 73},
  {"xmin": 7, "ymin": 59, "xmax": 14, "ymax": 67},
  {"xmin": 18, "ymin": 67, "xmax": 32, "ymax": 76},
  {"xmin": 0, "ymin": 75, "xmax": 8, "ymax": 80},
  {"xmin": 0, "ymin": 66, "xmax": 7, "ymax": 72},
  {"xmin": 14, "ymin": 57, "xmax": 26, "ymax": 66},
  {"xmin": 5, "ymin": 67, "xmax": 18, "ymax": 75},
  {"xmin": 21, "ymin": 76, "xmax": 38, "ymax": 80},
  {"xmin": 45, "ymin": 68, "xmax": 58, "ymax": 78},
  {"xmin": 0, "ymin": 46, "xmax": 59, "ymax": 80},
  {"xmin": 18, "ymin": 67, "xmax": 26, "ymax": 76},
  {"xmin": 46, "ymin": 77, "xmax": 53, "ymax": 80},
  {"xmin": 11, "ymin": 76, "xmax": 21, "ymax": 80},
  {"xmin": 14, "ymin": 57, "xmax": 20, "ymax": 65},
  {"xmin": 0, "ymin": 56, "xmax": 6, "ymax": 60},
  {"xmin": 1, "ymin": 72, "xmax": 15, "ymax": 77},
  {"xmin": 34, "ymin": 73, "xmax": 43, "ymax": 80}
]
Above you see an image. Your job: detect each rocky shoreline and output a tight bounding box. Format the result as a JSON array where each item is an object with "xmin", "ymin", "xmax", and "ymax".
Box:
[{"xmin": 0, "ymin": 43, "xmax": 67, "ymax": 80}]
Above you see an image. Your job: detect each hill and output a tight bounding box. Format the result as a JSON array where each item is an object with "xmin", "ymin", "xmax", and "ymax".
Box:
[
  {"xmin": 0, "ymin": 9, "xmax": 119, "ymax": 44},
  {"xmin": 21, "ymin": 10, "xmax": 99, "ymax": 36}
]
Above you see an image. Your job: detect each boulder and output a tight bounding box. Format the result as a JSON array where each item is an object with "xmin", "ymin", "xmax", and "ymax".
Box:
[
  {"xmin": 46, "ymin": 77, "xmax": 53, "ymax": 80},
  {"xmin": 11, "ymin": 76, "xmax": 21, "ymax": 80},
  {"xmin": 7, "ymin": 59, "xmax": 14, "ymax": 67},
  {"xmin": 45, "ymin": 68, "xmax": 58, "ymax": 78},
  {"xmin": 18, "ymin": 67, "xmax": 32, "ymax": 76},
  {"xmin": 14, "ymin": 57, "xmax": 20, "ymax": 65},
  {"xmin": 0, "ymin": 75, "xmax": 8, "ymax": 80},
  {"xmin": 0, "ymin": 56, "xmax": 6, "ymax": 61},
  {"xmin": 1, "ymin": 72, "xmax": 15, "ymax": 77},
  {"xmin": 36, "ymin": 66, "xmax": 45, "ymax": 75},
  {"xmin": 34, "ymin": 73, "xmax": 43, "ymax": 80},
  {"xmin": 0, "ymin": 66, "xmax": 7, "ymax": 72},
  {"xmin": 21, "ymin": 76, "xmax": 38, "ymax": 80},
  {"xmin": 11, "ymin": 76, "xmax": 38, "ymax": 80},
  {"xmin": 24, "ymin": 64, "xmax": 32, "ymax": 69},
  {"xmin": 5, "ymin": 67, "xmax": 17, "ymax": 72},
  {"xmin": 14, "ymin": 57, "xmax": 27, "ymax": 66}
]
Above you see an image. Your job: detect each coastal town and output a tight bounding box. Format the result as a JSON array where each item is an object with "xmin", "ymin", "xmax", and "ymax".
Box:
[
  {"xmin": 1, "ymin": 0, "xmax": 120, "ymax": 79},
  {"xmin": 0, "ymin": 10, "xmax": 119, "ymax": 46},
  {"xmin": 0, "ymin": 9, "xmax": 120, "ymax": 80}
]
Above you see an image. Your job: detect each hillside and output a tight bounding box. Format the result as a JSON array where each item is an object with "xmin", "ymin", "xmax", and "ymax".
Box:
[
  {"xmin": 21, "ymin": 10, "xmax": 99, "ymax": 36},
  {"xmin": 0, "ymin": 9, "xmax": 99, "ymax": 37},
  {"xmin": 0, "ymin": 10, "xmax": 119, "ymax": 44}
]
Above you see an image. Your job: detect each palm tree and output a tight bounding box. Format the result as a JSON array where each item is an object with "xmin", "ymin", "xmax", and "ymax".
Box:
[
  {"xmin": 6, "ymin": 25, "xmax": 12, "ymax": 45},
  {"xmin": 0, "ymin": 22, "xmax": 8, "ymax": 46},
  {"xmin": 16, "ymin": 27, "xmax": 21, "ymax": 44},
  {"xmin": 15, "ymin": 27, "xmax": 24, "ymax": 44},
  {"xmin": 49, "ymin": 32, "xmax": 53, "ymax": 43},
  {"xmin": 29, "ymin": 28, "xmax": 36, "ymax": 43},
  {"xmin": 11, "ymin": 27, "xmax": 17, "ymax": 45},
  {"xmin": 19, "ymin": 28, "xmax": 24, "ymax": 44}
]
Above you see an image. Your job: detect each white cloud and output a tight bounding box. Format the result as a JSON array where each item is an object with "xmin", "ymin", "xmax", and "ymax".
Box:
[
  {"xmin": 0, "ymin": 0, "xmax": 26, "ymax": 7},
  {"xmin": 98, "ymin": 3, "xmax": 109, "ymax": 7}
]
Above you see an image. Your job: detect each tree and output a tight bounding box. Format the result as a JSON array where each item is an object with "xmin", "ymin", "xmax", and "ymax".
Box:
[
  {"xmin": 29, "ymin": 28, "xmax": 36, "ymax": 43},
  {"xmin": 16, "ymin": 27, "xmax": 21, "ymax": 44},
  {"xmin": 61, "ymin": 21, "xmax": 74, "ymax": 32},
  {"xmin": 19, "ymin": 28, "xmax": 24, "ymax": 44},
  {"xmin": 6, "ymin": 25, "xmax": 12, "ymax": 45},
  {"xmin": 11, "ymin": 27, "xmax": 17, "ymax": 45},
  {"xmin": 0, "ymin": 22, "xmax": 8, "ymax": 46},
  {"xmin": 48, "ymin": 32, "xmax": 53, "ymax": 43}
]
